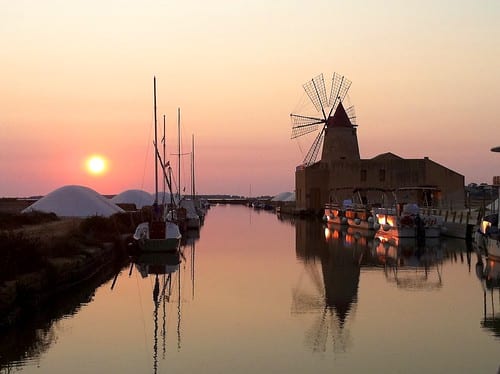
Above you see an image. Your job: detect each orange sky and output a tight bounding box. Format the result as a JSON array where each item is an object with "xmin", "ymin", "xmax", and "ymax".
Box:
[{"xmin": 1, "ymin": 0, "xmax": 499, "ymax": 197}]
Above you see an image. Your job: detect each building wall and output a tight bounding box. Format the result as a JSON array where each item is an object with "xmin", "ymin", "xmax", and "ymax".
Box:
[
  {"xmin": 295, "ymin": 163, "xmax": 329, "ymax": 213},
  {"xmin": 322, "ymin": 127, "xmax": 360, "ymax": 161},
  {"xmin": 297, "ymin": 156, "xmax": 465, "ymax": 211}
]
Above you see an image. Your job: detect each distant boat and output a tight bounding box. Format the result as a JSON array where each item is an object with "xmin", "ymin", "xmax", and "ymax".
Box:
[{"xmin": 133, "ymin": 77, "xmax": 181, "ymax": 252}]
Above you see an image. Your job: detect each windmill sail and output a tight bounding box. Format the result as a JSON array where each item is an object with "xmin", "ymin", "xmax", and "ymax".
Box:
[{"xmin": 291, "ymin": 72, "xmax": 354, "ymax": 167}]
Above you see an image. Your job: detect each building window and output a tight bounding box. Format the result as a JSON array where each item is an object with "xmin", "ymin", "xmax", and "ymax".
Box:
[
  {"xmin": 379, "ymin": 169, "xmax": 386, "ymax": 182},
  {"xmin": 360, "ymin": 169, "xmax": 367, "ymax": 182}
]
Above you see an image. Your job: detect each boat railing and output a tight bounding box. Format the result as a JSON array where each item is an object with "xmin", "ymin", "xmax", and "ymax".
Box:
[
  {"xmin": 325, "ymin": 202, "xmax": 343, "ymax": 210},
  {"xmin": 419, "ymin": 208, "xmax": 481, "ymax": 225}
]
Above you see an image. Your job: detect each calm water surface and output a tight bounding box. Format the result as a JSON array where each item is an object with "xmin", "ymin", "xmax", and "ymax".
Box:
[{"xmin": 2, "ymin": 205, "xmax": 499, "ymax": 373}]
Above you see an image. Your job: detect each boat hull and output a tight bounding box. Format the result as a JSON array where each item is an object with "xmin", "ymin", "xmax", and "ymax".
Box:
[
  {"xmin": 377, "ymin": 225, "xmax": 441, "ymax": 238},
  {"xmin": 133, "ymin": 221, "xmax": 182, "ymax": 252},
  {"xmin": 486, "ymin": 236, "xmax": 500, "ymax": 259},
  {"xmin": 138, "ymin": 237, "xmax": 180, "ymax": 252},
  {"xmin": 347, "ymin": 217, "xmax": 375, "ymax": 231},
  {"xmin": 324, "ymin": 205, "xmax": 347, "ymax": 226}
]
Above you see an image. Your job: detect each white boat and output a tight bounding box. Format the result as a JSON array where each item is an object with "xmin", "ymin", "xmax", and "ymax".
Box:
[
  {"xmin": 179, "ymin": 198, "xmax": 201, "ymax": 229},
  {"xmin": 475, "ymin": 146, "xmax": 500, "ymax": 260},
  {"xmin": 345, "ymin": 188, "xmax": 391, "ymax": 231},
  {"xmin": 475, "ymin": 207, "xmax": 500, "ymax": 260},
  {"xmin": 133, "ymin": 77, "xmax": 182, "ymax": 252},
  {"xmin": 374, "ymin": 203, "xmax": 443, "ymax": 239}
]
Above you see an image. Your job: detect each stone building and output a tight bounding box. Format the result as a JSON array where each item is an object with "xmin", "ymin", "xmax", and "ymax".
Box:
[{"xmin": 295, "ymin": 102, "xmax": 465, "ymax": 214}]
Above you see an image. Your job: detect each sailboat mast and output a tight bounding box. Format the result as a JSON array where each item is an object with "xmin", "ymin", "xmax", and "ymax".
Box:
[
  {"xmin": 177, "ymin": 107, "xmax": 181, "ymax": 201},
  {"xmin": 191, "ymin": 134, "xmax": 194, "ymax": 198},
  {"xmin": 154, "ymin": 76, "xmax": 159, "ymax": 204},
  {"xmin": 163, "ymin": 114, "xmax": 166, "ymax": 204}
]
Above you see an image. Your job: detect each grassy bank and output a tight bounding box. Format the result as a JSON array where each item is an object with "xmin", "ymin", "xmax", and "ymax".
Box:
[{"xmin": 0, "ymin": 210, "xmax": 146, "ymax": 328}]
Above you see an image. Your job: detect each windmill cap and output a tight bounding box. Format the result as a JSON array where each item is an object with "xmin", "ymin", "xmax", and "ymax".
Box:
[{"xmin": 327, "ymin": 101, "xmax": 355, "ymax": 128}]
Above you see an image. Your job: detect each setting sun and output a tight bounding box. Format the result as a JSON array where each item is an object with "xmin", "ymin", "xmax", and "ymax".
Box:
[{"xmin": 85, "ymin": 155, "xmax": 108, "ymax": 176}]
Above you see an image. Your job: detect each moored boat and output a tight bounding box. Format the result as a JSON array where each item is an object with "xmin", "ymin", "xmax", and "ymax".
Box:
[
  {"xmin": 474, "ymin": 146, "xmax": 500, "ymax": 260},
  {"xmin": 324, "ymin": 202, "xmax": 348, "ymax": 226},
  {"xmin": 133, "ymin": 77, "xmax": 182, "ymax": 253},
  {"xmin": 374, "ymin": 203, "xmax": 443, "ymax": 239}
]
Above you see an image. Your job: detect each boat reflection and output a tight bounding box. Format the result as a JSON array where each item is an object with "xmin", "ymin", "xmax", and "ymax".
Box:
[
  {"xmin": 373, "ymin": 233, "xmax": 444, "ymax": 290},
  {"xmin": 474, "ymin": 252, "xmax": 500, "ymax": 339},
  {"xmin": 128, "ymin": 232, "xmax": 198, "ymax": 374},
  {"xmin": 293, "ymin": 218, "xmax": 478, "ymax": 353},
  {"xmin": 130, "ymin": 251, "xmax": 182, "ymax": 374}
]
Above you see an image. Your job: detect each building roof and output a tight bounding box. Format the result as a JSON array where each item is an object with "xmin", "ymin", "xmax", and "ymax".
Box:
[
  {"xmin": 370, "ymin": 152, "xmax": 404, "ymax": 160},
  {"xmin": 326, "ymin": 101, "xmax": 353, "ymax": 128}
]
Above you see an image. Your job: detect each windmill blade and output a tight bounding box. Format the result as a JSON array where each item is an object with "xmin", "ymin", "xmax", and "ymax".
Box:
[
  {"xmin": 303, "ymin": 127, "xmax": 325, "ymax": 166},
  {"xmin": 303, "ymin": 74, "xmax": 328, "ymax": 119},
  {"xmin": 328, "ymin": 73, "xmax": 352, "ymax": 116},
  {"xmin": 345, "ymin": 104, "xmax": 357, "ymax": 126},
  {"xmin": 290, "ymin": 114, "xmax": 324, "ymax": 139}
]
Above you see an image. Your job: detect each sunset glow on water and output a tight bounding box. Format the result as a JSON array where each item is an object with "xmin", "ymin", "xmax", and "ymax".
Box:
[{"xmin": 3, "ymin": 205, "xmax": 498, "ymax": 373}]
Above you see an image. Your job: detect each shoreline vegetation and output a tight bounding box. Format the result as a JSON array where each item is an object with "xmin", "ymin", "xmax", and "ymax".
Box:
[{"xmin": 0, "ymin": 200, "xmax": 147, "ymax": 330}]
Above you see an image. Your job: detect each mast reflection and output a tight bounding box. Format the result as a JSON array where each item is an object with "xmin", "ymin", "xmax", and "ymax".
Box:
[
  {"xmin": 474, "ymin": 251, "xmax": 500, "ymax": 339},
  {"xmin": 127, "ymin": 228, "xmax": 198, "ymax": 374}
]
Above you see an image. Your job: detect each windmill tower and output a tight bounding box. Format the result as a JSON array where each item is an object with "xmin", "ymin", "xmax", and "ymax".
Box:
[{"xmin": 291, "ymin": 73, "xmax": 360, "ymax": 166}]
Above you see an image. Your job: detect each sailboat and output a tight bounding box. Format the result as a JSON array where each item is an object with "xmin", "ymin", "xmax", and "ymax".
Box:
[
  {"xmin": 175, "ymin": 109, "xmax": 201, "ymax": 231},
  {"xmin": 133, "ymin": 77, "xmax": 182, "ymax": 252}
]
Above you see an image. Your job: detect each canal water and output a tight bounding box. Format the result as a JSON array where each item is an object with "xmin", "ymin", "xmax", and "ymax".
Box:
[{"xmin": 1, "ymin": 205, "xmax": 499, "ymax": 373}]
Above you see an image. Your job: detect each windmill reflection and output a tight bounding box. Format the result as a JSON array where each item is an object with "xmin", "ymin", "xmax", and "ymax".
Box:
[
  {"xmin": 293, "ymin": 219, "xmax": 457, "ymax": 353},
  {"xmin": 293, "ymin": 220, "xmax": 369, "ymax": 353}
]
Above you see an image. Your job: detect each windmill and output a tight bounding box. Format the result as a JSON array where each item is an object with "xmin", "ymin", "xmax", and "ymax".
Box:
[{"xmin": 291, "ymin": 73, "xmax": 357, "ymax": 167}]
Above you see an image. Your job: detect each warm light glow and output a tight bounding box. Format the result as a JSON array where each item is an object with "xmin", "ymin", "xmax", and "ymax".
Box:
[
  {"xmin": 85, "ymin": 155, "xmax": 108, "ymax": 176},
  {"xmin": 324, "ymin": 228, "xmax": 331, "ymax": 241}
]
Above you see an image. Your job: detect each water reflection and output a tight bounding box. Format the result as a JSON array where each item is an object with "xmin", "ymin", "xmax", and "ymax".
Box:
[
  {"xmin": 130, "ymin": 251, "xmax": 181, "ymax": 374},
  {"xmin": 475, "ymin": 253, "xmax": 500, "ymax": 339},
  {"xmin": 372, "ymin": 234, "xmax": 444, "ymax": 291},
  {"xmin": 0, "ymin": 263, "xmax": 121, "ymax": 373},
  {"xmin": 129, "ymin": 231, "xmax": 198, "ymax": 374},
  {"xmin": 292, "ymin": 218, "xmax": 500, "ymax": 354},
  {"xmin": 294, "ymin": 220, "xmax": 365, "ymax": 353}
]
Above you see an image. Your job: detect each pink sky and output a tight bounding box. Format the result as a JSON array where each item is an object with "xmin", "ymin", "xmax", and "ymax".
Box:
[{"xmin": 1, "ymin": 0, "xmax": 499, "ymax": 197}]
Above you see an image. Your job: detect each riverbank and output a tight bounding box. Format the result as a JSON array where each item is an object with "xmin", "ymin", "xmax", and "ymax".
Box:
[{"xmin": 0, "ymin": 205, "xmax": 137, "ymax": 329}]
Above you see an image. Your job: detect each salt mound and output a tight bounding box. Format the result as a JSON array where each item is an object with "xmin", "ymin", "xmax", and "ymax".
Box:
[
  {"xmin": 22, "ymin": 185, "xmax": 124, "ymax": 218},
  {"xmin": 271, "ymin": 192, "xmax": 295, "ymax": 202},
  {"xmin": 111, "ymin": 189, "xmax": 153, "ymax": 209},
  {"xmin": 153, "ymin": 192, "xmax": 179, "ymax": 205}
]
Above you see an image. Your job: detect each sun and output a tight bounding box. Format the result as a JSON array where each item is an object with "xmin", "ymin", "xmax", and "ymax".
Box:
[{"xmin": 85, "ymin": 155, "xmax": 108, "ymax": 176}]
